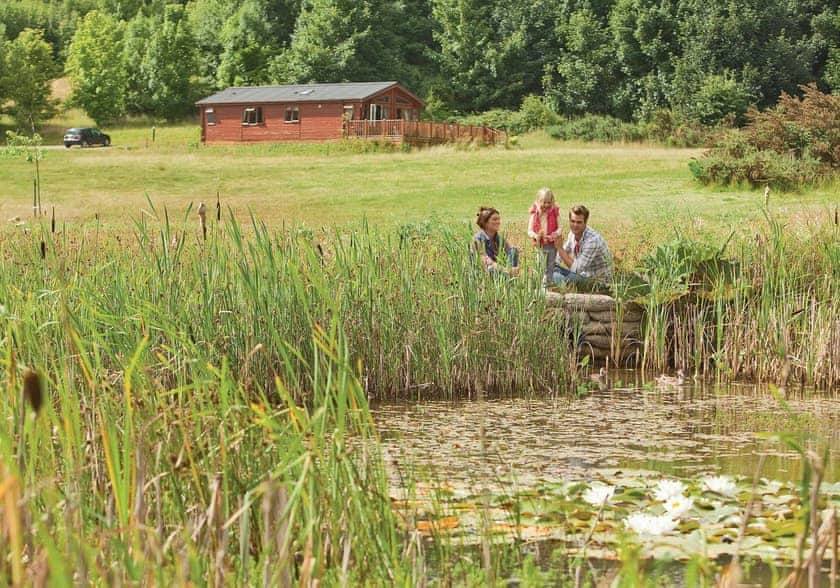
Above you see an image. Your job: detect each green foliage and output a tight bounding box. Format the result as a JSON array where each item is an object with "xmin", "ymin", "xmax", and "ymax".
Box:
[
  {"xmin": 826, "ymin": 46, "xmax": 840, "ymax": 92},
  {"xmin": 684, "ymin": 72, "xmax": 752, "ymax": 126},
  {"xmin": 3, "ymin": 28, "xmax": 59, "ymax": 128},
  {"xmin": 65, "ymin": 10, "xmax": 126, "ymax": 124},
  {"xmin": 0, "ymin": 23, "xmax": 7, "ymax": 109},
  {"xmin": 430, "ymin": 0, "xmax": 536, "ymax": 112},
  {"xmin": 134, "ymin": 5, "xmax": 201, "ymax": 120},
  {"xmin": 544, "ymin": 8, "xmax": 619, "ymax": 117},
  {"xmin": 185, "ymin": 0, "xmax": 238, "ymax": 88},
  {"xmin": 545, "ymin": 115, "xmax": 645, "ymax": 142},
  {"xmin": 458, "ymin": 95, "xmax": 559, "ymax": 134},
  {"xmin": 215, "ymin": 0, "xmax": 297, "ymax": 86},
  {"xmin": 643, "ymin": 108, "xmax": 708, "ymax": 147},
  {"xmin": 673, "ymin": 0, "xmax": 814, "ymax": 110},
  {"xmin": 691, "ymin": 85, "xmax": 840, "ymax": 189},
  {"xmin": 272, "ymin": 0, "xmax": 402, "ymax": 83}
]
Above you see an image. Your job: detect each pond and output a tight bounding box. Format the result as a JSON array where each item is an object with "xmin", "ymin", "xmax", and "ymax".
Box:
[
  {"xmin": 374, "ymin": 373, "xmax": 840, "ymax": 487},
  {"xmin": 372, "ymin": 373, "xmax": 840, "ymax": 573}
]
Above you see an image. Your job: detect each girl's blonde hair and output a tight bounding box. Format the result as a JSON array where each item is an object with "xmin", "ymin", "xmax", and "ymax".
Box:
[{"xmin": 536, "ymin": 187, "xmax": 555, "ymax": 205}]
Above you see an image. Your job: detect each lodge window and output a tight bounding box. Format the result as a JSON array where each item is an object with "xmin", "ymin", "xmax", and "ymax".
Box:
[
  {"xmin": 242, "ymin": 107, "xmax": 263, "ymax": 125},
  {"xmin": 205, "ymin": 108, "xmax": 216, "ymax": 125},
  {"xmin": 285, "ymin": 106, "xmax": 299, "ymax": 123},
  {"xmin": 370, "ymin": 104, "xmax": 388, "ymax": 120}
]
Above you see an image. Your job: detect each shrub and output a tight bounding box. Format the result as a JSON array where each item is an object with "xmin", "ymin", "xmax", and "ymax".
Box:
[
  {"xmin": 459, "ymin": 108, "xmax": 524, "ymax": 133},
  {"xmin": 457, "ymin": 95, "xmax": 559, "ymax": 135},
  {"xmin": 545, "ymin": 114, "xmax": 645, "ymax": 142},
  {"xmin": 685, "ymin": 73, "xmax": 753, "ymax": 127},
  {"xmin": 691, "ymin": 84, "xmax": 840, "ymax": 189},
  {"xmin": 644, "ymin": 109, "xmax": 711, "ymax": 148}
]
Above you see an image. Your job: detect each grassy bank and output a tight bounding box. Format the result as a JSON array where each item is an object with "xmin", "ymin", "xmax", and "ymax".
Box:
[{"xmin": 3, "ymin": 129, "xmax": 838, "ymax": 257}]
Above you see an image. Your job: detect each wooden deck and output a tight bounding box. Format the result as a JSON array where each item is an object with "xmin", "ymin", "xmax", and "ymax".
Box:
[{"xmin": 343, "ymin": 120, "xmax": 505, "ymax": 146}]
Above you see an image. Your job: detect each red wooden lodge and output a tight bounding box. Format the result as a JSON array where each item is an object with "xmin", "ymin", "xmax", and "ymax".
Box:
[{"xmin": 196, "ymin": 81, "xmax": 503, "ymax": 146}]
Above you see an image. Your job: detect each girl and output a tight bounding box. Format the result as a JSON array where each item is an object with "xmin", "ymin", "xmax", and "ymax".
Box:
[{"xmin": 527, "ymin": 187, "xmax": 561, "ymax": 285}]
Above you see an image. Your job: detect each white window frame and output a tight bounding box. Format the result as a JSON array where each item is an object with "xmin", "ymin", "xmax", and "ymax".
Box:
[
  {"xmin": 370, "ymin": 104, "xmax": 389, "ymax": 120},
  {"xmin": 242, "ymin": 106, "xmax": 264, "ymax": 126},
  {"xmin": 205, "ymin": 108, "xmax": 216, "ymax": 125},
  {"xmin": 285, "ymin": 106, "xmax": 300, "ymax": 124}
]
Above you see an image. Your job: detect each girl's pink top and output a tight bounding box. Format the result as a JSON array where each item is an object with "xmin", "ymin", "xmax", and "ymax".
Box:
[{"xmin": 528, "ymin": 204, "xmax": 560, "ymax": 247}]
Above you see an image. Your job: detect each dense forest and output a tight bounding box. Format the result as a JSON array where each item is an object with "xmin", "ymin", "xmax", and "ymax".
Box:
[{"xmin": 0, "ymin": 0, "xmax": 839, "ymax": 127}]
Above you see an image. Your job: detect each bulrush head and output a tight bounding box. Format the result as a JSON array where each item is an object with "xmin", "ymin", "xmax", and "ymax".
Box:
[{"xmin": 23, "ymin": 368, "xmax": 43, "ymax": 414}]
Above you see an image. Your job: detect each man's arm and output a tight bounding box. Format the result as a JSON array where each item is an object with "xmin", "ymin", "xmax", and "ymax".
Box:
[
  {"xmin": 556, "ymin": 235, "xmax": 574, "ymax": 267},
  {"xmin": 569, "ymin": 238, "xmax": 598, "ymax": 276}
]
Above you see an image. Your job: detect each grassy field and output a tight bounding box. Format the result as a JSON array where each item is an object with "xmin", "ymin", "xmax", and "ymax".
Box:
[{"xmin": 3, "ymin": 124, "xmax": 837, "ymax": 259}]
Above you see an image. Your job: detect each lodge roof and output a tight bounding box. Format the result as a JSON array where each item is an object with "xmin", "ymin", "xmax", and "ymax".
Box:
[{"xmin": 196, "ymin": 81, "xmax": 423, "ymax": 105}]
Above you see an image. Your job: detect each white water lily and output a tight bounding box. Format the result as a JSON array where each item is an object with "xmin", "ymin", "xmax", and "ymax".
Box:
[
  {"xmin": 704, "ymin": 475, "xmax": 737, "ymax": 496},
  {"xmin": 663, "ymin": 495, "xmax": 694, "ymax": 518},
  {"xmin": 653, "ymin": 479, "xmax": 687, "ymax": 502},
  {"xmin": 582, "ymin": 484, "xmax": 616, "ymax": 506},
  {"xmin": 624, "ymin": 513, "xmax": 679, "ymax": 536}
]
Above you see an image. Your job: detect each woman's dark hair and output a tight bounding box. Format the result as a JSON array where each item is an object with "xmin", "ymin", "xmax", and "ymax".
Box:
[{"xmin": 476, "ymin": 206, "xmax": 500, "ymax": 229}]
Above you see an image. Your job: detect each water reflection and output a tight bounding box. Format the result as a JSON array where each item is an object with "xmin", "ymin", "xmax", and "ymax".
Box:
[{"xmin": 373, "ymin": 373, "xmax": 840, "ymax": 485}]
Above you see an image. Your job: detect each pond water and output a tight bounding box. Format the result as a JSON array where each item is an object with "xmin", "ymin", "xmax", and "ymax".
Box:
[{"xmin": 373, "ymin": 372, "xmax": 840, "ymax": 487}]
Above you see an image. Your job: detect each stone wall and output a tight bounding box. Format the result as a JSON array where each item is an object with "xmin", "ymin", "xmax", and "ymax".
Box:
[{"xmin": 546, "ymin": 292, "xmax": 645, "ymax": 365}]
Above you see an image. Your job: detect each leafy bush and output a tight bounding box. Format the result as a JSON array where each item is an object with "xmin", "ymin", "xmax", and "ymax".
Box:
[
  {"xmin": 545, "ymin": 114, "xmax": 645, "ymax": 142},
  {"xmin": 644, "ymin": 109, "xmax": 713, "ymax": 148},
  {"xmin": 458, "ymin": 108, "xmax": 523, "ymax": 133},
  {"xmin": 691, "ymin": 85, "xmax": 840, "ymax": 189},
  {"xmin": 685, "ymin": 72, "xmax": 753, "ymax": 126},
  {"xmin": 458, "ymin": 95, "xmax": 559, "ymax": 135}
]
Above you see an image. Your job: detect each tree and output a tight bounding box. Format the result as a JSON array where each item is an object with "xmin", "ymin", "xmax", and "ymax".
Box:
[
  {"xmin": 216, "ymin": 0, "xmax": 300, "ymax": 87},
  {"xmin": 65, "ymin": 10, "xmax": 126, "ymax": 124},
  {"xmin": 609, "ymin": 0, "xmax": 679, "ymax": 119},
  {"xmin": 826, "ymin": 47, "xmax": 840, "ymax": 91},
  {"xmin": 674, "ymin": 0, "xmax": 814, "ymax": 110},
  {"xmin": 0, "ymin": 24, "xmax": 8, "ymax": 111},
  {"xmin": 139, "ymin": 5, "xmax": 200, "ymax": 119},
  {"xmin": 273, "ymin": 0, "xmax": 405, "ymax": 85},
  {"xmin": 431, "ymin": 0, "xmax": 533, "ymax": 112},
  {"xmin": 4, "ymin": 28, "xmax": 59, "ymax": 128},
  {"xmin": 123, "ymin": 11, "xmax": 154, "ymax": 115},
  {"xmin": 543, "ymin": 8, "xmax": 619, "ymax": 116},
  {"xmin": 186, "ymin": 0, "xmax": 238, "ymax": 89}
]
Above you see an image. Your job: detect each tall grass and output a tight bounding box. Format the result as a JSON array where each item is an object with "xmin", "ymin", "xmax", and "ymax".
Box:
[
  {"xmin": 1, "ymin": 205, "xmax": 573, "ymax": 404},
  {"xmin": 628, "ymin": 207, "xmax": 839, "ymax": 388}
]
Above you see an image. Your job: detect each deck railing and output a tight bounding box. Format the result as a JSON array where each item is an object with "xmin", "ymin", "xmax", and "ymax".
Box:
[{"xmin": 343, "ymin": 119, "xmax": 505, "ymax": 145}]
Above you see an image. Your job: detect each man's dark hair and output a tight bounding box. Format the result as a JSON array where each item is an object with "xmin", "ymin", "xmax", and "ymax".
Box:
[{"xmin": 569, "ymin": 205, "xmax": 590, "ymax": 222}]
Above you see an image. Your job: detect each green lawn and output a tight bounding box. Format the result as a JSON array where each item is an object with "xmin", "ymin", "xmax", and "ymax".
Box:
[{"xmin": 2, "ymin": 125, "xmax": 837, "ymax": 258}]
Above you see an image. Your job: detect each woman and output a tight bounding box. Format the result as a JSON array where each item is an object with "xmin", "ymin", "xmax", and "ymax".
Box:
[{"xmin": 474, "ymin": 206, "xmax": 520, "ymax": 276}]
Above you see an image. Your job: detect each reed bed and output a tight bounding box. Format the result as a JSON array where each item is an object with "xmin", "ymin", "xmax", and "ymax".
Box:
[{"xmin": 629, "ymin": 208, "xmax": 839, "ymax": 389}]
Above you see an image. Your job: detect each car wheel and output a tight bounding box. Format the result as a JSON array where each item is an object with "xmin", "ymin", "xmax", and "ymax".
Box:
[
  {"xmin": 64, "ymin": 144, "xmax": 71, "ymax": 149},
  {"xmin": 81, "ymin": 140, "xmax": 89, "ymax": 147},
  {"xmin": 104, "ymin": 138, "xmax": 110, "ymax": 147}
]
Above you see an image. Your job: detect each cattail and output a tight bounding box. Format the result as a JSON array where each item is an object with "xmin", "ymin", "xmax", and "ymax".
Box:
[
  {"xmin": 40, "ymin": 238, "xmax": 46, "ymax": 259},
  {"xmin": 216, "ymin": 191, "xmax": 221, "ymax": 221},
  {"xmin": 51, "ymin": 206, "xmax": 55, "ymax": 233},
  {"xmin": 23, "ymin": 368, "xmax": 42, "ymax": 414},
  {"xmin": 198, "ymin": 201, "xmax": 207, "ymax": 241}
]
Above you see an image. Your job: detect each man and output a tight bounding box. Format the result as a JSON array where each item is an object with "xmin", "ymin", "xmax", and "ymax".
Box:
[{"xmin": 554, "ymin": 205, "xmax": 612, "ymax": 283}]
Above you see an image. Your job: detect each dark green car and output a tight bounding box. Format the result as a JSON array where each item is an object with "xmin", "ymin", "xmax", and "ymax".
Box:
[{"xmin": 63, "ymin": 127, "xmax": 111, "ymax": 148}]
